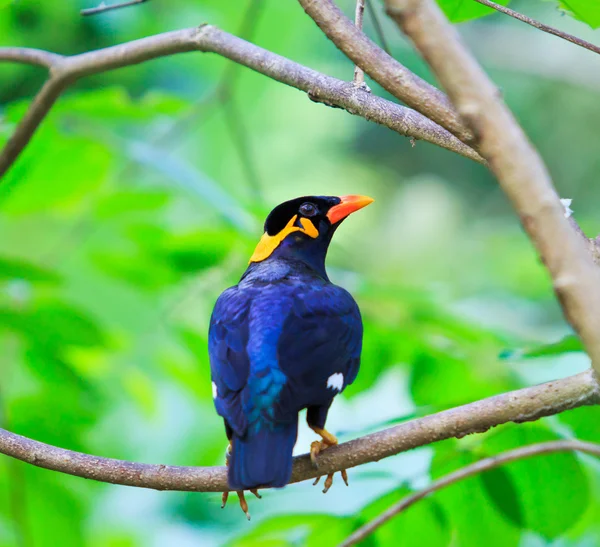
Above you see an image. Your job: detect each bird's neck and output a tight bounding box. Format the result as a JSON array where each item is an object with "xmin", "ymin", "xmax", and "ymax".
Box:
[
  {"xmin": 271, "ymin": 236, "xmax": 330, "ymax": 279},
  {"xmin": 242, "ymin": 250, "xmax": 329, "ymax": 285}
]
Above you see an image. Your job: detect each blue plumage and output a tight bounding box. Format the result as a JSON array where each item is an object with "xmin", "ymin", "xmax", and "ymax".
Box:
[{"xmin": 208, "ymin": 195, "xmax": 371, "ymax": 492}]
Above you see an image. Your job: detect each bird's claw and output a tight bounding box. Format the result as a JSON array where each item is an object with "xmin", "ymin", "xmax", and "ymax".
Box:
[
  {"xmin": 309, "ymin": 429, "xmax": 349, "ymax": 493},
  {"xmin": 221, "ymin": 489, "xmax": 259, "ymax": 520},
  {"xmin": 312, "ymin": 469, "xmax": 349, "ymax": 493},
  {"xmin": 221, "ymin": 442, "xmax": 260, "ymax": 519}
]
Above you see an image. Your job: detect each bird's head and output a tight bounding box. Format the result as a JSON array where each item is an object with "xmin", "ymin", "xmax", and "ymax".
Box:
[{"xmin": 248, "ymin": 195, "xmax": 373, "ymax": 275}]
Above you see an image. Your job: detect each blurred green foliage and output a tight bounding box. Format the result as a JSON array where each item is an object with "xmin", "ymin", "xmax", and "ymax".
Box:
[{"xmin": 1, "ymin": 0, "xmax": 599, "ymax": 546}]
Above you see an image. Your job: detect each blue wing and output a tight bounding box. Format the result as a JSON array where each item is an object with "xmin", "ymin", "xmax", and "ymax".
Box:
[
  {"xmin": 208, "ymin": 286, "xmax": 251, "ymax": 437},
  {"xmin": 275, "ymin": 283, "xmax": 362, "ymax": 418}
]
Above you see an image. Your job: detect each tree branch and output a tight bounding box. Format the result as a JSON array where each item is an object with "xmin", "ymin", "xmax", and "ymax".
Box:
[
  {"xmin": 473, "ymin": 0, "xmax": 600, "ymax": 56},
  {"xmin": 385, "ymin": 0, "xmax": 600, "ymax": 377},
  {"xmin": 81, "ymin": 0, "xmax": 149, "ymax": 17},
  {"xmin": 0, "ymin": 25, "xmax": 482, "ymax": 179},
  {"xmin": 0, "ymin": 48, "xmax": 63, "ymax": 69},
  {"xmin": 297, "ymin": 0, "xmax": 474, "ymax": 145},
  {"xmin": 339, "ymin": 439, "xmax": 600, "ymax": 547},
  {"xmin": 353, "ymin": 0, "xmax": 367, "ymax": 86},
  {"xmin": 0, "ymin": 370, "xmax": 596, "ymax": 492}
]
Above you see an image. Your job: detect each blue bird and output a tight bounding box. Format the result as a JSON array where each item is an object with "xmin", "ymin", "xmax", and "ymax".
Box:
[{"xmin": 208, "ymin": 194, "xmax": 373, "ymax": 517}]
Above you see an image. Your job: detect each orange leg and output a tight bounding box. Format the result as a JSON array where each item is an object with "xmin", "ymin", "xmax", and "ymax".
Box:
[
  {"xmin": 309, "ymin": 426, "xmax": 349, "ymax": 493},
  {"xmin": 220, "ymin": 442, "xmax": 262, "ymax": 519}
]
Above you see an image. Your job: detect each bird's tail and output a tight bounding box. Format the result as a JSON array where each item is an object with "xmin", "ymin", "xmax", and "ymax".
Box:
[{"xmin": 228, "ymin": 419, "xmax": 298, "ymax": 491}]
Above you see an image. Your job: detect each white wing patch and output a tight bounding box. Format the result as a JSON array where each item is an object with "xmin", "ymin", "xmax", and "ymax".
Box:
[
  {"xmin": 212, "ymin": 381, "xmax": 218, "ymax": 399},
  {"xmin": 327, "ymin": 372, "xmax": 344, "ymax": 392}
]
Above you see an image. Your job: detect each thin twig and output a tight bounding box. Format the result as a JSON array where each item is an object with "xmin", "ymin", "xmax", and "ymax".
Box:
[
  {"xmin": 339, "ymin": 439, "xmax": 600, "ymax": 547},
  {"xmin": 353, "ymin": 0, "xmax": 367, "ymax": 86},
  {"xmin": 81, "ymin": 0, "xmax": 148, "ymax": 16},
  {"xmin": 473, "ymin": 0, "xmax": 600, "ymax": 56},
  {"xmin": 0, "ymin": 370, "xmax": 597, "ymax": 492},
  {"xmin": 366, "ymin": 0, "xmax": 392, "ymax": 55},
  {"xmin": 385, "ymin": 0, "xmax": 600, "ymax": 377}
]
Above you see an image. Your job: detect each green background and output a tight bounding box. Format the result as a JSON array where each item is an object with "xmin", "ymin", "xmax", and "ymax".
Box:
[{"xmin": 1, "ymin": 0, "xmax": 600, "ymax": 545}]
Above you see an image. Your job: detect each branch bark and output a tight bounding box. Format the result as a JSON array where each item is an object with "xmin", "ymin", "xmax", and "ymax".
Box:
[
  {"xmin": 0, "ymin": 370, "xmax": 597, "ymax": 492},
  {"xmin": 339, "ymin": 439, "xmax": 600, "ymax": 547},
  {"xmin": 473, "ymin": 0, "xmax": 600, "ymax": 56},
  {"xmin": 297, "ymin": 0, "xmax": 474, "ymax": 144},
  {"xmin": 385, "ymin": 0, "xmax": 600, "ymax": 377},
  {"xmin": 0, "ymin": 25, "xmax": 483, "ymax": 179},
  {"xmin": 0, "ymin": 48, "xmax": 63, "ymax": 69}
]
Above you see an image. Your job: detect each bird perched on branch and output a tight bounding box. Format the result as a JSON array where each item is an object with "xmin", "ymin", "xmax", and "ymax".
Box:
[{"xmin": 208, "ymin": 194, "xmax": 373, "ymax": 518}]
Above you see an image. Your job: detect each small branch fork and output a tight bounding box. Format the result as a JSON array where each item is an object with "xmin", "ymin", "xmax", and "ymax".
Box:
[
  {"xmin": 473, "ymin": 0, "xmax": 600, "ymax": 56},
  {"xmin": 339, "ymin": 439, "xmax": 600, "ymax": 547}
]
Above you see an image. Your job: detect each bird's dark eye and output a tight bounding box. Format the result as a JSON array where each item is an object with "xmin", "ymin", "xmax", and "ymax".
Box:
[{"xmin": 299, "ymin": 202, "xmax": 318, "ymax": 217}]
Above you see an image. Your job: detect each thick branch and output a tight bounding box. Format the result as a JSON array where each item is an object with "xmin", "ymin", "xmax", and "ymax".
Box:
[
  {"xmin": 340, "ymin": 439, "xmax": 600, "ymax": 547},
  {"xmin": 0, "ymin": 370, "xmax": 596, "ymax": 492},
  {"xmin": 297, "ymin": 0, "xmax": 474, "ymax": 144},
  {"xmin": 0, "ymin": 26, "xmax": 482, "ymax": 178},
  {"xmin": 386, "ymin": 0, "xmax": 600, "ymax": 376},
  {"xmin": 473, "ymin": 0, "xmax": 600, "ymax": 56}
]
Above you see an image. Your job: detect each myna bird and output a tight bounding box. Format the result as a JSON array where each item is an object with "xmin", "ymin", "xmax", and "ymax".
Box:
[{"xmin": 208, "ymin": 194, "xmax": 373, "ymax": 518}]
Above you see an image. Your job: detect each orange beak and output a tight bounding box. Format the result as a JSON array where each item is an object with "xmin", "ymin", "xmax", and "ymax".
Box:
[{"xmin": 326, "ymin": 195, "xmax": 374, "ymax": 224}]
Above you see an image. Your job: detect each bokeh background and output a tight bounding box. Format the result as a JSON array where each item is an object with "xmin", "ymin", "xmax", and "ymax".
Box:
[{"xmin": 1, "ymin": 0, "xmax": 600, "ymax": 545}]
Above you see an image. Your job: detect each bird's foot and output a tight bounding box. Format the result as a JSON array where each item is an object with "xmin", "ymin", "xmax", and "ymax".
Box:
[
  {"xmin": 221, "ymin": 442, "xmax": 261, "ymax": 519},
  {"xmin": 221, "ymin": 489, "xmax": 262, "ymax": 520},
  {"xmin": 309, "ymin": 427, "xmax": 349, "ymax": 493}
]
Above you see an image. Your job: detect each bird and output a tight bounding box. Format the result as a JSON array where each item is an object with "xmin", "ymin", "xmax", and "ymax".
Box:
[{"xmin": 208, "ymin": 194, "xmax": 373, "ymax": 518}]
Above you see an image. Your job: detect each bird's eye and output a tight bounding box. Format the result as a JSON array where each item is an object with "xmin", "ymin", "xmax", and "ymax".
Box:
[{"xmin": 299, "ymin": 202, "xmax": 318, "ymax": 217}]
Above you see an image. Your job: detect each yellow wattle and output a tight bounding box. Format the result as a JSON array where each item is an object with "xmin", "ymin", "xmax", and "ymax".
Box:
[{"xmin": 249, "ymin": 215, "xmax": 319, "ymax": 264}]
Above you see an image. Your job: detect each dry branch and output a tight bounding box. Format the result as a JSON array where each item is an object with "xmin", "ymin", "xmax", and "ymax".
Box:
[
  {"xmin": 385, "ymin": 0, "xmax": 600, "ymax": 376},
  {"xmin": 0, "ymin": 25, "xmax": 482, "ymax": 179},
  {"xmin": 0, "ymin": 370, "xmax": 597, "ymax": 492}
]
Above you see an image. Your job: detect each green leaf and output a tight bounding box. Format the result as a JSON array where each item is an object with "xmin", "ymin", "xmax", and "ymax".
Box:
[
  {"xmin": 359, "ymin": 488, "xmax": 451, "ymax": 547},
  {"xmin": 500, "ymin": 334, "xmax": 584, "ymax": 360},
  {"xmin": 94, "ymin": 189, "xmax": 171, "ymax": 219},
  {"xmin": 230, "ymin": 514, "xmax": 356, "ymax": 547},
  {"xmin": 436, "ymin": 0, "xmax": 511, "ymax": 23},
  {"xmin": 91, "ymin": 251, "xmax": 177, "ymax": 290},
  {"xmin": 0, "ymin": 129, "xmax": 111, "ymax": 214},
  {"xmin": 557, "ymin": 0, "xmax": 600, "ymax": 28},
  {"xmin": 0, "ymin": 301, "xmax": 106, "ymax": 349},
  {"xmin": 482, "ymin": 425, "xmax": 591, "ymax": 539},
  {"xmin": 480, "ymin": 467, "xmax": 525, "ymax": 528},
  {"xmin": 157, "ymin": 230, "xmax": 238, "ymax": 273},
  {"xmin": 0, "ymin": 255, "xmax": 60, "ymax": 284},
  {"xmin": 410, "ymin": 349, "xmax": 515, "ymax": 409},
  {"xmin": 431, "ymin": 447, "xmax": 521, "ymax": 547}
]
